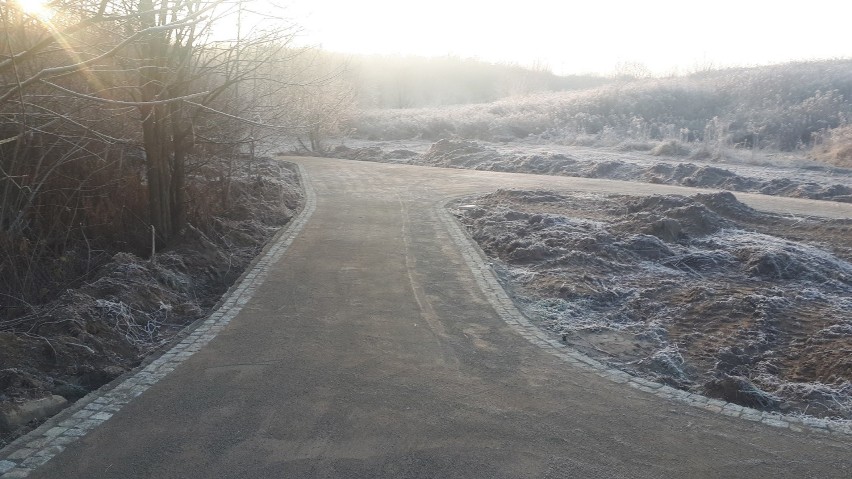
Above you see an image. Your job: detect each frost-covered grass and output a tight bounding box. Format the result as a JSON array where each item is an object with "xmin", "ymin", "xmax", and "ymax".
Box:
[
  {"xmin": 350, "ymin": 59, "xmax": 852, "ymax": 164},
  {"xmin": 812, "ymin": 125, "xmax": 852, "ymax": 167},
  {"xmin": 332, "ymin": 139, "xmax": 852, "ymax": 203},
  {"xmin": 0, "ymin": 158, "xmax": 303, "ymax": 446},
  {"xmin": 455, "ymin": 189, "xmax": 852, "ymax": 419}
]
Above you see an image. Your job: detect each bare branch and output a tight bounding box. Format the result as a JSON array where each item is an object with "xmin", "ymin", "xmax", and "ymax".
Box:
[
  {"xmin": 23, "ymin": 102, "xmax": 133, "ymax": 143},
  {"xmin": 186, "ymin": 100, "xmax": 307, "ymax": 130},
  {"xmin": 0, "ymin": 6, "xmax": 191, "ymax": 73},
  {"xmin": 40, "ymin": 80, "xmax": 210, "ymax": 106},
  {"xmin": 0, "ymin": 18, "xmax": 205, "ymax": 105},
  {"xmin": 0, "ymin": 135, "xmax": 20, "ymax": 146}
]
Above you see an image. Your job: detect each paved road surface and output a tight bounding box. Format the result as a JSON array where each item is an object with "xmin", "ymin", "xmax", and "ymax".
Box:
[{"xmin": 26, "ymin": 158, "xmax": 852, "ymax": 478}]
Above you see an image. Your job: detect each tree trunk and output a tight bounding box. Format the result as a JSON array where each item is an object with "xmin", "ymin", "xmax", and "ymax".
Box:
[
  {"xmin": 170, "ymin": 103, "xmax": 191, "ymax": 235},
  {"xmin": 138, "ymin": 0, "xmax": 173, "ymax": 244},
  {"xmin": 169, "ymin": 78, "xmax": 190, "ymax": 236}
]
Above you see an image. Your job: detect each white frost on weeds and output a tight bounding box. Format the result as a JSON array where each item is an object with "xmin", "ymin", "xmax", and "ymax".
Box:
[
  {"xmin": 95, "ymin": 299, "xmax": 165, "ymax": 347},
  {"xmin": 457, "ymin": 189, "xmax": 852, "ymax": 419}
]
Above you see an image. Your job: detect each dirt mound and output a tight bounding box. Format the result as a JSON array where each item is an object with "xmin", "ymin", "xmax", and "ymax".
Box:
[
  {"xmin": 346, "ymin": 140, "xmax": 852, "ymax": 203},
  {"xmin": 693, "ymin": 191, "xmax": 766, "ymax": 222},
  {"xmin": 454, "ymin": 190, "xmax": 852, "ymax": 420},
  {"xmin": 419, "ymin": 139, "xmax": 503, "ymax": 170},
  {"xmin": 704, "ymin": 375, "xmax": 782, "ymax": 410},
  {"xmin": 582, "ymin": 159, "xmax": 644, "ymax": 180},
  {"xmin": 682, "ymin": 166, "xmax": 762, "ymax": 190},
  {"xmin": 328, "ymin": 145, "xmax": 386, "ymax": 162},
  {"xmin": 327, "ymin": 145, "xmax": 419, "ymax": 163},
  {"xmin": 612, "ymin": 195, "xmax": 738, "ymax": 242},
  {"xmin": 0, "ymin": 159, "xmax": 302, "ymax": 445},
  {"xmin": 385, "ymin": 149, "xmax": 419, "ymax": 160},
  {"xmin": 428, "ymin": 138, "xmax": 482, "ymax": 155},
  {"xmin": 484, "ymin": 189, "xmax": 572, "ymax": 204}
]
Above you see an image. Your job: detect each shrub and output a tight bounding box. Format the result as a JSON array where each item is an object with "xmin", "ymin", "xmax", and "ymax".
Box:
[
  {"xmin": 811, "ymin": 125, "xmax": 852, "ymax": 167},
  {"xmin": 348, "ymin": 59, "xmax": 852, "ymax": 155},
  {"xmin": 651, "ymin": 140, "xmax": 691, "ymax": 156}
]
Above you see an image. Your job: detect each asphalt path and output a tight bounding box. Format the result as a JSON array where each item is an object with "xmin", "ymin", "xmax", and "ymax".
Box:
[{"xmin": 29, "ymin": 158, "xmax": 852, "ymax": 478}]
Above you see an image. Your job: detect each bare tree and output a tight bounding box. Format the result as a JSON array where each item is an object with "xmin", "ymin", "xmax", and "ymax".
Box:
[
  {"xmin": 280, "ymin": 49, "xmax": 355, "ymax": 153},
  {"xmin": 0, "ymin": 0, "xmax": 305, "ymax": 316}
]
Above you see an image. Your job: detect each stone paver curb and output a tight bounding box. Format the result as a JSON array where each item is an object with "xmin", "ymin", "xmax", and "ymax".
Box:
[
  {"xmin": 436, "ymin": 198, "xmax": 852, "ymax": 438},
  {"xmin": 0, "ymin": 163, "xmax": 317, "ymax": 478}
]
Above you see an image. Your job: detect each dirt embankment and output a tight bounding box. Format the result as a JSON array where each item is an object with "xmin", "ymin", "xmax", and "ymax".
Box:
[
  {"xmin": 0, "ymin": 159, "xmax": 302, "ymax": 446},
  {"xmin": 328, "ymin": 139, "xmax": 852, "ymax": 203},
  {"xmin": 453, "ymin": 190, "xmax": 852, "ymax": 420}
]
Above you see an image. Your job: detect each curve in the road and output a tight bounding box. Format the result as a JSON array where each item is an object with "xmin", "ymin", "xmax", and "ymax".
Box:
[{"xmin": 1, "ymin": 157, "xmax": 850, "ymax": 479}]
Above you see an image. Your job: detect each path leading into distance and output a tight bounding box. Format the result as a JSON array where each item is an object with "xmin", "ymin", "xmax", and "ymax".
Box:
[{"xmin": 6, "ymin": 158, "xmax": 852, "ymax": 478}]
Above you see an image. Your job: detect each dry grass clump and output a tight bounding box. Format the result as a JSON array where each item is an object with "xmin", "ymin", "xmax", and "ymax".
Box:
[
  {"xmin": 651, "ymin": 140, "xmax": 691, "ymax": 157},
  {"xmin": 811, "ymin": 125, "xmax": 852, "ymax": 167}
]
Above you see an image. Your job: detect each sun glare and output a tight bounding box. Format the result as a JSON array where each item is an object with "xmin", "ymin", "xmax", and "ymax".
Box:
[
  {"xmin": 16, "ymin": 0, "xmax": 56, "ymax": 21},
  {"xmin": 286, "ymin": 0, "xmax": 852, "ymax": 76}
]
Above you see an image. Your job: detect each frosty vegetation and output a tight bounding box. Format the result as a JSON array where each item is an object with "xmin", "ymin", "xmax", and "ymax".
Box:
[
  {"xmin": 0, "ymin": 0, "xmax": 349, "ymax": 326},
  {"xmin": 0, "ymin": 158, "xmax": 300, "ymax": 446},
  {"xmin": 1, "ymin": 0, "xmax": 318, "ymax": 442},
  {"xmin": 345, "ymin": 60, "xmax": 852, "ymax": 167},
  {"xmin": 329, "ymin": 139, "xmax": 852, "ymax": 203},
  {"xmin": 344, "ymin": 54, "xmax": 605, "ymax": 109},
  {"xmin": 454, "ymin": 190, "xmax": 852, "ymax": 420}
]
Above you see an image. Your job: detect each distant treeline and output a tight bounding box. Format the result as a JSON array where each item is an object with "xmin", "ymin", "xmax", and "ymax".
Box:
[
  {"xmin": 349, "ymin": 59, "xmax": 852, "ymax": 161},
  {"xmin": 340, "ymin": 54, "xmax": 607, "ymax": 108}
]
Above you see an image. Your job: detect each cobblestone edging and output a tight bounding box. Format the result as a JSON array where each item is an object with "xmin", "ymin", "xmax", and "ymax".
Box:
[
  {"xmin": 0, "ymin": 163, "xmax": 317, "ymax": 478},
  {"xmin": 435, "ymin": 200, "xmax": 852, "ymax": 439}
]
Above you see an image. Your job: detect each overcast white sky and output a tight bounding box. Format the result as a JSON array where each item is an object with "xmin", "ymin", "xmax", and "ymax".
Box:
[{"xmin": 279, "ymin": 0, "xmax": 852, "ymax": 75}]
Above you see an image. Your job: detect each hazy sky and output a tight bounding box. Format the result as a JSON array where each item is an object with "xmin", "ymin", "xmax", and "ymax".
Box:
[{"xmin": 282, "ymin": 0, "xmax": 852, "ymax": 75}]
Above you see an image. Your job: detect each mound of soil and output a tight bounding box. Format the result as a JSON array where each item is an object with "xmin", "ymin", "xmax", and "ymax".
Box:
[
  {"xmin": 0, "ymin": 158, "xmax": 302, "ymax": 446},
  {"xmin": 327, "ymin": 145, "xmax": 419, "ymax": 163},
  {"xmin": 336, "ymin": 139, "xmax": 852, "ymax": 203},
  {"xmin": 454, "ymin": 190, "xmax": 852, "ymax": 420}
]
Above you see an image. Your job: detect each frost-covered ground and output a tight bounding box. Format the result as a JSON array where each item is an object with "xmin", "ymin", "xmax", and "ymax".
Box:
[
  {"xmin": 0, "ymin": 158, "xmax": 302, "ymax": 446},
  {"xmin": 452, "ymin": 190, "xmax": 852, "ymax": 420},
  {"xmin": 324, "ymin": 138, "xmax": 852, "ymax": 203}
]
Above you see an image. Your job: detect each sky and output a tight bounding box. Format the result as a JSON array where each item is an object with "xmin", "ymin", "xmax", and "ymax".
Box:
[{"xmin": 278, "ymin": 0, "xmax": 852, "ymax": 75}]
